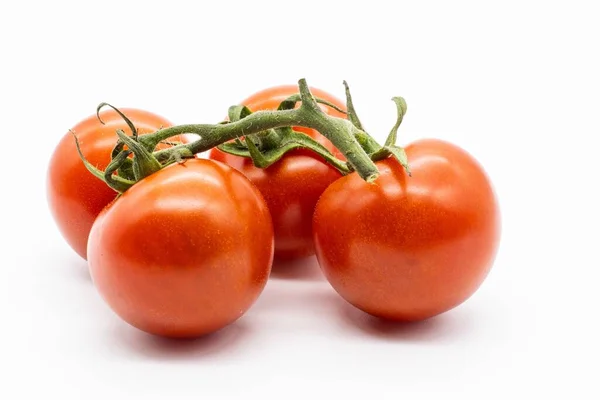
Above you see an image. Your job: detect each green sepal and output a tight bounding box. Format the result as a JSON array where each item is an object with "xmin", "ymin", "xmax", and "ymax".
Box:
[
  {"xmin": 104, "ymin": 150, "xmax": 135, "ymax": 189},
  {"xmin": 228, "ymin": 105, "xmax": 252, "ymax": 122},
  {"xmin": 370, "ymin": 145, "xmax": 411, "ymax": 176},
  {"xmin": 387, "ymin": 145, "xmax": 411, "ymax": 176},
  {"xmin": 97, "ymin": 103, "xmax": 138, "ymax": 139},
  {"xmin": 115, "ymin": 129, "xmax": 162, "ymax": 181},
  {"xmin": 285, "ymin": 132, "xmax": 349, "ymax": 173},
  {"xmin": 343, "ymin": 80, "xmax": 364, "ymax": 131},
  {"xmin": 70, "ymin": 130, "xmax": 135, "ymax": 193},
  {"xmin": 217, "ymin": 130, "xmax": 349, "ymax": 174},
  {"xmin": 117, "ymin": 158, "xmax": 135, "ymax": 181},
  {"xmin": 277, "ymin": 94, "xmax": 347, "ymax": 114},
  {"xmin": 384, "ymin": 97, "xmax": 407, "ymax": 147},
  {"xmin": 217, "ymin": 140, "xmax": 250, "ymax": 157},
  {"xmin": 245, "ymin": 135, "xmax": 289, "ymax": 168}
]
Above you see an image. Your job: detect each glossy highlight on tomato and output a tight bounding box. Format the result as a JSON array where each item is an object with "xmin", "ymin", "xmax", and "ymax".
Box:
[
  {"xmin": 47, "ymin": 108, "xmax": 178, "ymax": 260},
  {"xmin": 313, "ymin": 139, "xmax": 501, "ymax": 321},
  {"xmin": 88, "ymin": 159, "xmax": 274, "ymax": 338},
  {"xmin": 210, "ymin": 85, "xmax": 346, "ymax": 261}
]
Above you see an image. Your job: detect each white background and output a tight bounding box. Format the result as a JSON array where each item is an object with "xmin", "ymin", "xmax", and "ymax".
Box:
[{"xmin": 1, "ymin": 0, "xmax": 599, "ymax": 398}]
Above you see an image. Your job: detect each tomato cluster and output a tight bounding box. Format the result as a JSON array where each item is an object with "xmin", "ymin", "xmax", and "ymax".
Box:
[{"xmin": 47, "ymin": 84, "xmax": 500, "ymax": 339}]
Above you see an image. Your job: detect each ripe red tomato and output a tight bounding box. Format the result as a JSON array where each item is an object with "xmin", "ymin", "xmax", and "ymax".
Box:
[
  {"xmin": 88, "ymin": 159, "xmax": 274, "ymax": 338},
  {"xmin": 47, "ymin": 108, "xmax": 178, "ymax": 260},
  {"xmin": 209, "ymin": 86, "xmax": 345, "ymax": 261},
  {"xmin": 211, "ymin": 149, "xmax": 341, "ymax": 261},
  {"xmin": 313, "ymin": 139, "xmax": 501, "ymax": 321}
]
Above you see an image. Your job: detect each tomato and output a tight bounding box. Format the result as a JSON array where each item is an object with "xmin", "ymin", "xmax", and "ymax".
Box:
[
  {"xmin": 209, "ymin": 86, "xmax": 346, "ymax": 261},
  {"xmin": 313, "ymin": 139, "xmax": 500, "ymax": 321},
  {"xmin": 47, "ymin": 108, "xmax": 179, "ymax": 260},
  {"xmin": 211, "ymin": 149, "xmax": 341, "ymax": 261},
  {"xmin": 87, "ymin": 159, "xmax": 274, "ymax": 338}
]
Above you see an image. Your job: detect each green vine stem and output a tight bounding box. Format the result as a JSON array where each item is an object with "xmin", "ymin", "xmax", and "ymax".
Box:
[
  {"xmin": 145, "ymin": 79, "xmax": 381, "ymax": 182},
  {"xmin": 76, "ymin": 78, "xmax": 412, "ymax": 193}
]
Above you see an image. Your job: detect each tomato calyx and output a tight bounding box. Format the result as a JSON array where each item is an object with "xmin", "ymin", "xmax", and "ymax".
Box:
[
  {"xmin": 216, "ymin": 101, "xmax": 349, "ymax": 173},
  {"xmin": 339, "ymin": 84, "xmax": 411, "ymax": 176},
  {"xmin": 73, "ymin": 79, "xmax": 413, "ymax": 193},
  {"xmin": 367, "ymin": 97, "xmax": 411, "ymax": 176},
  {"xmin": 71, "ymin": 103, "xmax": 183, "ymax": 193},
  {"xmin": 71, "ymin": 130, "xmax": 135, "ymax": 193}
]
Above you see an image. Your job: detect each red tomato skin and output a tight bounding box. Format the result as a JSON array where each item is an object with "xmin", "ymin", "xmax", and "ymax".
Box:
[
  {"xmin": 211, "ymin": 149, "xmax": 341, "ymax": 260},
  {"xmin": 313, "ymin": 139, "xmax": 501, "ymax": 321},
  {"xmin": 87, "ymin": 159, "xmax": 274, "ymax": 338},
  {"xmin": 209, "ymin": 85, "xmax": 346, "ymax": 260},
  {"xmin": 47, "ymin": 109, "xmax": 174, "ymax": 260}
]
